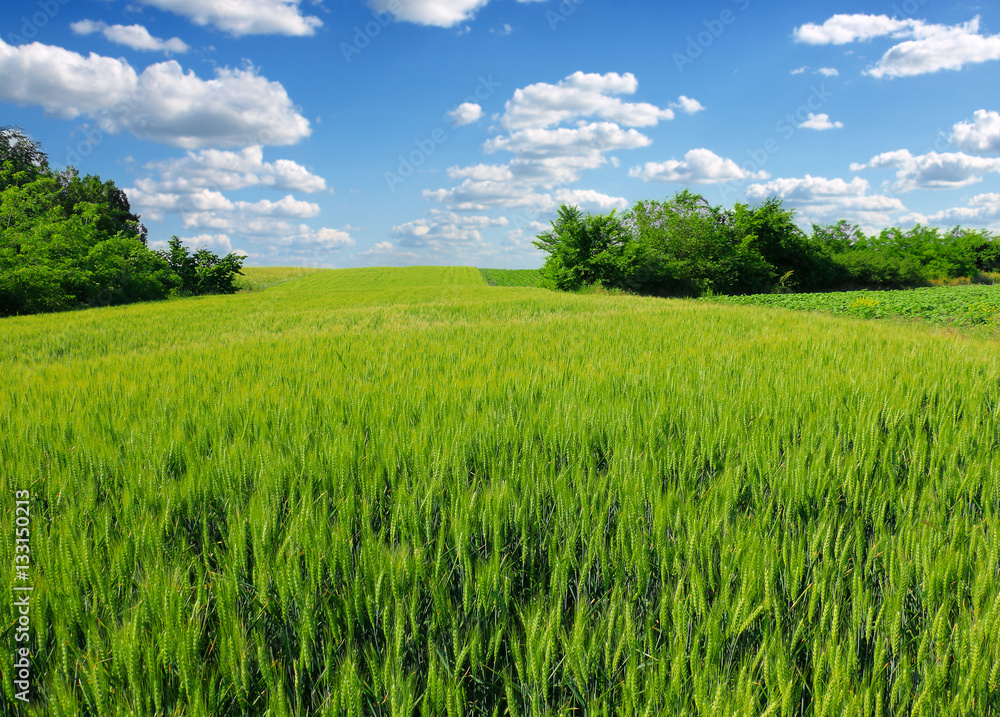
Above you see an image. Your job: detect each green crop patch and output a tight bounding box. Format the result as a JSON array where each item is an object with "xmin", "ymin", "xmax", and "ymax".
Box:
[
  {"xmin": 709, "ymin": 284, "xmax": 1000, "ymax": 331},
  {"xmin": 2, "ymin": 267, "xmax": 999, "ymax": 715},
  {"xmin": 479, "ymin": 268, "xmax": 547, "ymax": 288}
]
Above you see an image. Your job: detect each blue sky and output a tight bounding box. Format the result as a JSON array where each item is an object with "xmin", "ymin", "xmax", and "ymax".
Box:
[{"xmin": 2, "ymin": 0, "xmax": 1000, "ymax": 268}]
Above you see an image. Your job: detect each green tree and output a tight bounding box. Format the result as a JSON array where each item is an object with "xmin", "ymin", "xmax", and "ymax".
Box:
[
  {"xmin": 159, "ymin": 236, "xmax": 245, "ymax": 296},
  {"xmin": 0, "ymin": 127, "xmax": 179, "ymax": 316},
  {"xmin": 534, "ymin": 205, "xmax": 635, "ymax": 291}
]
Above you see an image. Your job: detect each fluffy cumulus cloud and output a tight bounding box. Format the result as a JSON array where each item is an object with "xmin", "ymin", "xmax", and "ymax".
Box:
[
  {"xmin": 133, "ymin": 0, "xmax": 322, "ymax": 36},
  {"xmin": 422, "ymin": 72, "xmax": 689, "ymax": 214},
  {"xmin": 922, "ymin": 193, "xmax": 1000, "ymax": 226},
  {"xmin": 798, "ymin": 113, "xmax": 843, "ymax": 130},
  {"xmin": 793, "ymin": 14, "xmax": 1000, "ymax": 78},
  {"xmin": 553, "ymin": 189, "xmax": 628, "ymax": 211},
  {"xmin": 137, "ymin": 146, "xmax": 327, "ymax": 195},
  {"xmin": 950, "ymin": 110, "xmax": 1000, "ymax": 154},
  {"xmin": 126, "ymin": 186, "xmax": 319, "ymax": 224},
  {"xmin": 500, "ymin": 72, "xmax": 679, "ymax": 130},
  {"xmin": 396, "ymin": 71, "xmax": 687, "ymax": 261},
  {"xmin": 70, "ymin": 20, "xmax": 189, "ymax": 53},
  {"xmin": 484, "ymin": 123, "xmax": 652, "ymax": 160},
  {"xmin": 116, "ymin": 62, "xmax": 311, "ymax": 148},
  {"xmin": 368, "ymin": 0, "xmax": 543, "ymax": 28},
  {"xmin": 670, "ymin": 95, "xmax": 706, "ymax": 114},
  {"xmin": 629, "ymin": 149, "xmax": 768, "ymax": 184},
  {"xmin": 158, "ymin": 220, "xmax": 354, "ymax": 266},
  {"xmin": 793, "ymin": 14, "xmax": 912, "ymax": 44},
  {"xmin": 448, "ymin": 102, "xmax": 483, "ymax": 126},
  {"xmin": 391, "ymin": 211, "xmax": 509, "ymax": 247},
  {"xmin": 0, "ymin": 40, "xmax": 310, "ymax": 148},
  {"xmin": 746, "ymin": 175, "xmax": 906, "ymax": 226},
  {"xmin": 850, "ymin": 149, "xmax": 1000, "ymax": 191},
  {"xmin": 0, "ymin": 39, "xmax": 139, "ymax": 118}
]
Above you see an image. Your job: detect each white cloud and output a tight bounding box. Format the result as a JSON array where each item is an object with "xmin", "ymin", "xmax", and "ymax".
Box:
[
  {"xmin": 746, "ymin": 174, "xmax": 906, "ymax": 225},
  {"xmin": 0, "ymin": 40, "xmax": 310, "ymax": 148},
  {"xmin": 500, "ymin": 72, "xmax": 681, "ymax": 130},
  {"xmin": 369, "ymin": 0, "xmax": 489, "ymax": 28},
  {"xmin": 446, "ymin": 164, "xmax": 513, "ymax": 182},
  {"xmin": 422, "ymin": 72, "xmax": 674, "ymax": 245},
  {"xmin": 790, "ymin": 66, "xmax": 808, "ymax": 75},
  {"xmin": 815, "ymin": 67, "xmax": 839, "ymax": 76},
  {"xmin": 629, "ymin": 148, "xmax": 768, "ymax": 184},
  {"xmin": 670, "ymin": 95, "xmax": 705, "ymax": 114},
  {"xmin": 367, "ymin": 0, "xmax": 544, "ymax": 28},
  {"xmin": 138, "ymin": 146, "xmax": 327, "ymax": 194},
  {"xmin": 391, "ymin": 211, "xmax": 508, "ymax": 246},
  {"xmin": 180, "ymin": 221, "xmax": 353, "ymax": 263},
  {"xmin": 794, "ymin": 14, "xmax": 1000, "ymax": 78},
  {"xmin": 924, "ymin": 193, "xmax": 1000, "ymax": 226},
  {"xmin": 448, "ymin": 102, "xmax": 483, "ymax": 126},
  {"xmin": 850, "ymin": 149, "xmax": 1000, "ymax": 191},
  {"xmin": 0, "ymin": 38, "xmax": 139, "ymax": 118},
  {"xmin": 485, "ymin": 122, "xmax": 652, "ymax": 159},
  {"xmin": 950, "ymin": 110, "xmax": 1000, "ymax": 154},
  {"xmin": 71, "ymin": 20, "xmax": 189, "ymax": 53},
  {"xmin": 868, "ymin": 17, "xmax": 1000, "ymax": 78},
  {"xmin": 118, "ymin": 61, "xmax": 311, "ymax": 148},
  {"xmin": 793, "ymin": 14, "xmax": 911, "ymax": 44},
  {"xmin": 553, "ymin": 189, "xmax": 628, "ymax": 211},
  {"xmin": 128, "ymin": 187, "xmax": 319, "ymax": 225},
  {"xmin": 798, "ymin": 113, "xmax": 843, "ymax": 130},
  {"xmin": 133, "ymin": 0, "xmax": 321, "ymax": 36},
  {"xmin": 423, "ymin": 181, "xmax": 553, "ymax": 211}
]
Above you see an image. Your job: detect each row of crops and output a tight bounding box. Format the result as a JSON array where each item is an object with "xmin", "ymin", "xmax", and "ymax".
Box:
[
  {"xmin": 2, "ymin": 266, "xmax": 999, "ymax": 715},
  {"xmin": 710, "ymin": 284, "xmax": 1000, "ymax": 329},
  {"xmin": 479, "ymin": 269, "xmax": 548, "ymax": 289}
]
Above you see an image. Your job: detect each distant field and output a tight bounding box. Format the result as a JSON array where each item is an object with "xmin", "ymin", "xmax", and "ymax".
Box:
[
  {"xmin": 3, "ymin": 266, "xmax": 1000, "ymax": 715},
  {"xmin": 479, "ymin": 267, "xmax": 546, "ymax": 287},
  {"xmin": 710, "ymin": 284, "xmax": 1000, "ymax": 331},
  {"xmin": 235, "ymin": 266, "xmax": 329, "ymax": 292}
]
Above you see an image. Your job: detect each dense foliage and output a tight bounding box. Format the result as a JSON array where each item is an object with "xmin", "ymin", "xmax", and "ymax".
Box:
[
  {"xmin": 2, "ymin": 267, "xmax": 999, "ymax": 715},
  {"xmin": 0, "ymin": 127, "xmax": 245, "ymax": 317},
  {"xmin": 534, "ymin": 191, "xmax": 999, "ymax": 296}
]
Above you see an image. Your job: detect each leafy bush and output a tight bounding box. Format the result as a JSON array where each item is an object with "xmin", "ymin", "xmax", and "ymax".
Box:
[
  {"xmin": 159, "ymin": 237, "xmax": 245, "ymax": 296},
  {"xmin": 536, "ymin": 191, "xmax": 995, "ymax": 298},
  {"xmin": 533, "ymin": 205, "xmax": 636, "ymax": 291}
]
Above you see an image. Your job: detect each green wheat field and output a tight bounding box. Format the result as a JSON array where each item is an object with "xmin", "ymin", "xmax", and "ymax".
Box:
[{"xmin": 2, "ymin": 266, "xmax": 999, "ymax": 716}]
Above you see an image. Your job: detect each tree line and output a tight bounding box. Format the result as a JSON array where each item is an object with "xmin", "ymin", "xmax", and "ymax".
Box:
[
  {"xmin": 534, "ymin": 190, "xmax": 1000, "ymax": 296},
  {"xmin": 0, "ymin": 127, "xmax": 245, "ymax": 317}
]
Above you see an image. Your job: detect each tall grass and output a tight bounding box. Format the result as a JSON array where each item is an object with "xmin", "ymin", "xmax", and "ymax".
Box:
[{"xmin": 2, "ymin": 266, "xmax": 999, "ymax": 715}]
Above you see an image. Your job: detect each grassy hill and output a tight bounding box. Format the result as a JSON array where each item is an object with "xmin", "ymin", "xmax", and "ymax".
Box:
[{"xmin": 2, "ymin": 267, "xmax": 999, "ymax": 715}]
